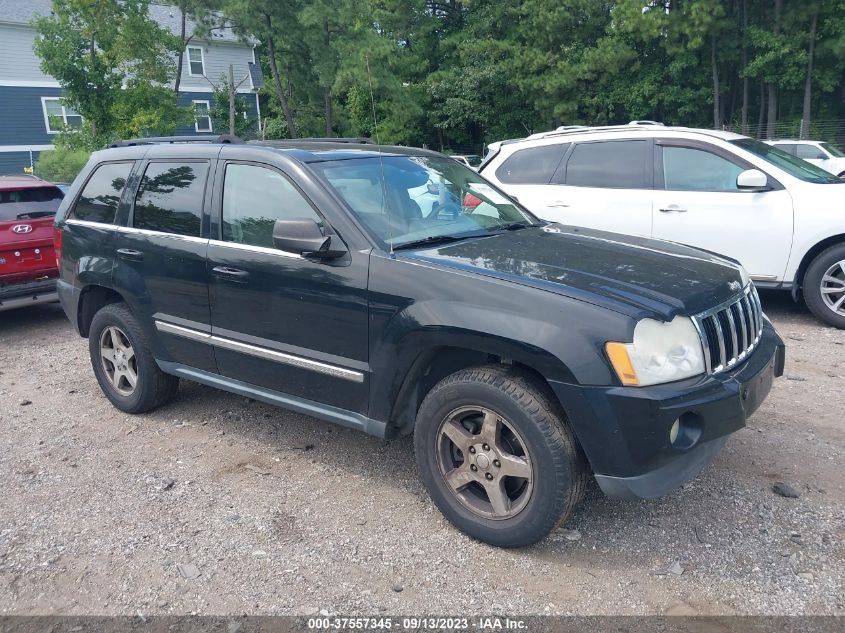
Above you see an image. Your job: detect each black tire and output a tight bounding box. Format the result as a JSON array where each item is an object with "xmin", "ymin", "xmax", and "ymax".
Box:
[
  {"xmin": 414, "ymin": 364, "xmax": 587, "ymax": 548},
  {"xmin": 803, "ymin": 243, "xmax": 845, "ymax": 329},
  {"xmin": 88, "ymin": 303, "xmax": 179, "ymax": 413}
]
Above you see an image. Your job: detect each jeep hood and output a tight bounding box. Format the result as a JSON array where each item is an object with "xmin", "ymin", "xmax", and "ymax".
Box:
[{"xmin": 401, "ymin": 224, "xmax": 747, "ymax": 320}]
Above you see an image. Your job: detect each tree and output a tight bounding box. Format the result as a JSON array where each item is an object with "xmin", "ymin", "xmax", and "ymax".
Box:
[
  {"xmin": 223, "ymin": 0, "xmax": 301, "ymax": 138},
  {"xmin": 34, "ymin": 0, "xmax": 189, "ymax": 148},
  {"xmin": 172, "ymin": 0, "xmax": 219, "ymax": 94}
]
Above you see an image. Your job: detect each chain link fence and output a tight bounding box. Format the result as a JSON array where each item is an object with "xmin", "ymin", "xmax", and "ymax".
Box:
[{"xmin": 724, "ymin": 119, "xmax": 845, "ymax": 148}]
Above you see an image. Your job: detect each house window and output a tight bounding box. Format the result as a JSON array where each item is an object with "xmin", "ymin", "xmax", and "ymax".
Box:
[
  {"xmin": 42, "ymin": 97, "xmax": 83, "ymax": 133},
  {"xmin": 193, "ymin": 100, "xmax": 212, "ymax": 132},
  {"xmin": 187, "ymin": 46, "xmax": 205, "ymax": 76}
]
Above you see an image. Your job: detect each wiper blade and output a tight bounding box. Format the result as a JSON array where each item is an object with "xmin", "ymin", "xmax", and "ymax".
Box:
[
  {"xmin": 492, "ymin": 222, "xmax": 530, "ymax": 231},
  {"xmin": 16, "ymin": 211, "xmax": 55, "ymax": 219},
  {"xmin": 393, "ymin": 232, "xmax": 486, "ymax": 250}
]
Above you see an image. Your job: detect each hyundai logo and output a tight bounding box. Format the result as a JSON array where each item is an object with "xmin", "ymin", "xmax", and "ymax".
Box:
[{"xmin": 12, "ymin": 224, "xmax": 33, "ymax": 234}]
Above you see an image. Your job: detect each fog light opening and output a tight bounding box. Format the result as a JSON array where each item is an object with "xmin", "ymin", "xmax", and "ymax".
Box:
[
  {"xmin": 669, "ymin": 419, "xmax": 680, "ymax": 445},
  {"xmin": 670, "ymin": 412, "xmax": 704, "ymax": 450}
]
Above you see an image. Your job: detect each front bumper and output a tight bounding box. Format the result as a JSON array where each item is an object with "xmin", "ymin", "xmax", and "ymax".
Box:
[
  {"xmin": 0, "ymin": 277, "xmax": 58, "ymax": 312},
  {"xmin": 550, "ymin": 320, "xmax": 785, "ymax": 500}
]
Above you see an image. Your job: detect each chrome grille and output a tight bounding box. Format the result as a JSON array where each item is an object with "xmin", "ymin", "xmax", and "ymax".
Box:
[{"xmin": 692, "ymin": 285, "xmax": 763, "ymax": 374}]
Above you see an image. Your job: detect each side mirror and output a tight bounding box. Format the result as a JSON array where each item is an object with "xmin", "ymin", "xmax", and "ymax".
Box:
[
  {"xmin": 736, "ymin": 169, "xmax": 768, "ymax": 191},
  {"xmin": 272, "ymin": 218, "xmax": 347, "ymax": 259}
]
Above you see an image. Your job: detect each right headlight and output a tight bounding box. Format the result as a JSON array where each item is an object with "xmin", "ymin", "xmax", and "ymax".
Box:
[{"xmin": 606, "ymin": 316, "xmax": 706, "ymax": 387}]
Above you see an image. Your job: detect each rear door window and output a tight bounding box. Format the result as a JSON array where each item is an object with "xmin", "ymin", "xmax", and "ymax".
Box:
[
  {"xmin": 795, "ymin": 144, "xmax": 826, "ymax": 160},
  {"xmin": 71, "ymin": 163, "xmax": 132, "ymax": 224},
  {"xmin": 0, "ymin": 186, "xmax": 64, "ymax": 221},
  {"xmin": 564, "ymin": 140, "xmax": 650, "ymax": 188},
  {"xmin": 133, "ymin": 161, "xmax": 209, "ymax": 237},
  {"xmin": 772, "ymin": 143, "xmax": 797, "ymax": 156},
  {"xmin": 494, "ymin": 144, "xmax": 570, "ymax": 184}
]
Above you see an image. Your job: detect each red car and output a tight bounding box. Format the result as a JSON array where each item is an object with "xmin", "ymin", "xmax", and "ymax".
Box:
[{"xmin": 0, "ymin": 175, "xmax": 64, "ymax": 311}]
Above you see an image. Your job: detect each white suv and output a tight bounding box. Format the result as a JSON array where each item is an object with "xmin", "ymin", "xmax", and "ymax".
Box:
[
  {"xmin": 480, "ymin": 123, "xmax": 845, "ymax": 328},
  {"xmin": 764, "ymin": 139, "xmax": 845, "ymax": 177}
]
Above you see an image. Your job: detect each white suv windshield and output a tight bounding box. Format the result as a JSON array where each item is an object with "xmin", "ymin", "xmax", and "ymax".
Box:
[
  {"xmin": 821, "ymin": 142, "xmax": 845, "ymax": 158},
  {"xmin": 314, "ymin": 155, "xmax": 539, "ymax": 248},
  {"xmin": 731, "ymin": 138, "xmax": 842, "ymax": 184}
]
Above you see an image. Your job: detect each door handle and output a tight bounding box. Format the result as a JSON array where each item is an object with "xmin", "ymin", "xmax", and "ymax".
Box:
[
  {"xmin": 116, "ymin": 248, "xmax": 144, "ymax": 261},
  {"xmin": 212, "ymin": 266, "xmax": 250, "ymax": 282},
  {"xmin": 548, "ymin": 201, "xmax": 570, "ymax": 208},
  {"xmin": 658, "ymin": 205, "xmax": 687, "ymax": 213}
]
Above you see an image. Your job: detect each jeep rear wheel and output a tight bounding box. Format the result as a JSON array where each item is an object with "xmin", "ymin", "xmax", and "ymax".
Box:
[
  {"xmin": 804, "ymin": 243, "xmax": 845, "ymax": 329},
  {"xmin": 88, "ymin": 303, "xmax": 179, "ymax": 413},
  {"xmin": 414, "ymin": 365, "xmax": 587, "ymax": 548}
]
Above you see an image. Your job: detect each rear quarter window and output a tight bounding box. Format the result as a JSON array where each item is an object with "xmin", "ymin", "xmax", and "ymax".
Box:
[
  {"xmin": 71, "ymin": 162, "xmax": 133, "ymax": 224},
  {"xmin": 0, "ymin": 186, "xmax": 64, "ymax": 221},
  {"xmin": 494, "ymin": 144, "xmax": 570, "ymax": 184}
]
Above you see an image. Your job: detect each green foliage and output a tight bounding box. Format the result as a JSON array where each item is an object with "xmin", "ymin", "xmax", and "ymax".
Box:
[
  {"xmin": 33, "ymin": 147, "xmax": 91, "ymax": 183},
  {"xmin": 208, "ymin": 78, "xmax": 257, "ymax": 138},
  {"xmin": 34, "ymin": 0, "xmax": 845, "ymax": 151},
  {"xmin": 34, "ymin": 0, "xmax": 189, "ymax": 149}
]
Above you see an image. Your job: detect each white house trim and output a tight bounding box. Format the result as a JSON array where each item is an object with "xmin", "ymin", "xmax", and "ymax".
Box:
[
  {"xmin": 0, "ymin": 144, "xmax": 55, "ymax": 152},
  {"xmin": 178, "ymin": 85, "xmax": 256, "ymax": 94},
  {"xmin": 186, "ymin": 45, "xmax": 206, "ymax": 77},
  {"xmin": 0, "ymin": 80, "xmax": 62, "ymax": 88},
  {"xmin": 193, "ymin": 99, "xmax": 212, "ymax": 132},
  {"xmin": 40, "ymin": 96, "xmax": 82, "ymax": 134}
]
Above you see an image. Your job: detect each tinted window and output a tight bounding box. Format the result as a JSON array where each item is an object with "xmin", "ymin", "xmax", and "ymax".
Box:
[
  {"xmin": 662, "ymin": 146, "xmax": 745, "ymax": 192},
  {"xmin": 0, "ymin": 186, "xmax": 63, "ymax": 221},
  {"xmin": 133, "ymin": 162, "xmax": 208, "ymax": 237},
  {"xmin": 772, "ymin": 143, "xmax": 797, "ymax": 155},
  {"xmin": 565, "ymin": 140, "xmax": 649, "ymax": 188},
  {"xmin": 795, "ymin": 144, "xmax": 826, "ymax": 160},
  {"xmin": 495, "ymin": 144, "xmax": 569, "ymax": 184},
  {"xmin": 71, "ymin": 163, "xmax": 132, "ymax": 224},
  {"xmin": 222, "ymin": 164, "xmax": 320, "ymax": 248}
]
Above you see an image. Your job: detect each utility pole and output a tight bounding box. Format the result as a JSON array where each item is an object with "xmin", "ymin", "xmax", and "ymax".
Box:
[
  {"xmin": 229, "ymin": 64, "xmax": 236, "ymax": 136},
  {"xmin": 197, "ymin": 65, "xmax": 251, "ymax": 137}
]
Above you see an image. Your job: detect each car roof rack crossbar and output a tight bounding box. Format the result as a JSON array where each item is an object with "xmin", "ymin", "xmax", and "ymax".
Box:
[
  {"xmin": 250, "ymin": 137, "xmax": 375, "ymax": 146},
  {"xmin": 110, "ymin": 134, "xmax": 243, "ymax": 148}
]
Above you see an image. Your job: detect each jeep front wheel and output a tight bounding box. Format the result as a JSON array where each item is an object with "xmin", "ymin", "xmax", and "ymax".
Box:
[{"xmin": 414, "ymin": 365, "xmax": 587, "ymax": 548}]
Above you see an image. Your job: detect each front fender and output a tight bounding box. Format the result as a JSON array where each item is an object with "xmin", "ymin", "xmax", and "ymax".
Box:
[{"xmin": 367, "ymin": 256, "xmax": 634, "ymax": 425}]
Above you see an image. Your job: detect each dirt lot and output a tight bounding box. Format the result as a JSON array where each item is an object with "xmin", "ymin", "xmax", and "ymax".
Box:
[{"xmin": 0, "ymin": 292, "xmax": 842, "ymax": 616}]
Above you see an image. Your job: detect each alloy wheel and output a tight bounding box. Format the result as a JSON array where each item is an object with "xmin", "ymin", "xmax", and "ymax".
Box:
[
  {"xmin": 99, "ymin": 325, "xmax": 138, "ymax": 396},
  {"xmin": 820, "ymin": 259, "xmax": 845, "ymax": 316},
  {"xmin": 435, "ymin": 406, "xmax": 534, "ymax": 520}
]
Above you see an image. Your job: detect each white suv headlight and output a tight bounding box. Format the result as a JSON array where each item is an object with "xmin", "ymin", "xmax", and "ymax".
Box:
[{"xmin": 606, "ymin": 316, "xmax": 706, "ymax": 387}]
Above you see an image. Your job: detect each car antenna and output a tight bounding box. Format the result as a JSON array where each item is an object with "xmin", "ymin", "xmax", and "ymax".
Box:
[{"xmin": 366, "ymin": 54, "xmax": 393, "ymax": 257}]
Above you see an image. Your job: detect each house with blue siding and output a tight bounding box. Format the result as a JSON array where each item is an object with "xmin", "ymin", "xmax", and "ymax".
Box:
[{"xmin": 0, "ymin": 0, "xmax": 263, "ymax": 175}]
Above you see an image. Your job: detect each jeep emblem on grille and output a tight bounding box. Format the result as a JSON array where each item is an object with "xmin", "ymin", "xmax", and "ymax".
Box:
[
  {"xmin": 12, "ymin": 224, "xmax": 33, "ymax": 234},
  {"xmin": 728, "ymin": 280, "xmax": 741, "ymax": 292}
]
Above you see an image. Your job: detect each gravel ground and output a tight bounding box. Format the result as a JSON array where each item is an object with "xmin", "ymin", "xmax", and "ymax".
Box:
[{"xmin": 0, "ymin": 292, "xmax": 842, "ymax": 616}]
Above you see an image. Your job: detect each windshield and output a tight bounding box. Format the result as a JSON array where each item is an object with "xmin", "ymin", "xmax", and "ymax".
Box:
[
  {"xmin": 0, "ymin": 186, "xmax": 64, "ymax": 221},
  {"xmin": 730, "ymin": 138, "xmax": 842, "ymax": 184},
  {"xmin": 314, "ymin": 155, "xmax": 539, "ymax": 248},
  {"xmin": 821, "ymin": 142, "xmax": 845, "ymax": 158}
]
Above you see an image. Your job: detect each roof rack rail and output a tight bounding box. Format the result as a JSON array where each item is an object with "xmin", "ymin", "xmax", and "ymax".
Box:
[
  {"xmin": 250, "ymin": 137, "xmax": 375, "ymax": 146},
  {"xmin": 110, "ymin": 134, "xmax": 243, "ymax": 148},
  {"xmin": 628, "ymin": 120, "xmax": 665, "ymax": 126}
]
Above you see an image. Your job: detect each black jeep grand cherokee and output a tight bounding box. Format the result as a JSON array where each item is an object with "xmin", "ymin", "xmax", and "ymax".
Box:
[{"xmin": 55, "ymin": 137, "xmax": 785, "ymax": 547}]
